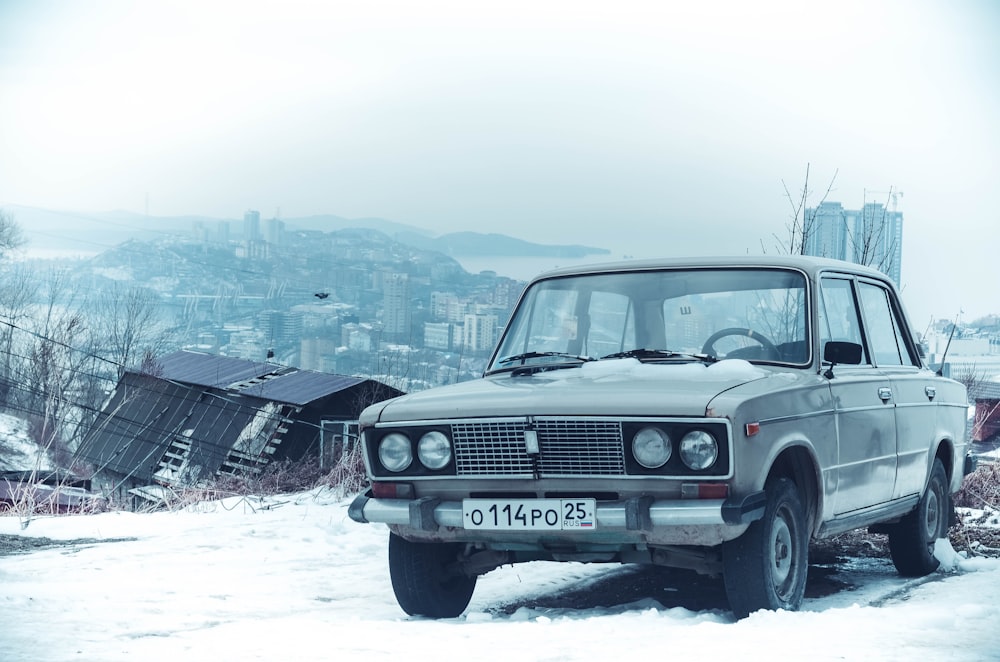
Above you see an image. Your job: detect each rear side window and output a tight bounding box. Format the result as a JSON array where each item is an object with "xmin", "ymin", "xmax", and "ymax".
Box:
[{"xmin": 857, "ymin": 281, "xmax": 915, "ymax": 367}]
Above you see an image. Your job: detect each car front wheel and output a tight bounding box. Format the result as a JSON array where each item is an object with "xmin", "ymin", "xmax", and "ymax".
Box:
[
  {"xmin": 887, "ymin": 458, "xmax": 948, "ymax": 577},
  {"xmin": 722, "ymin": 478, "xmax": 809, "ymax": 618},
  {"xmin": 388, "ymin": 533, "xmax": 477, "ymax": 618}
]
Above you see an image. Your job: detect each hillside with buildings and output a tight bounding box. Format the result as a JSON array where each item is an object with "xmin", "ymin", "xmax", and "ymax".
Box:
[{"xmin": 51, "ymin": 212, "xmax": 539, "ymax": 393}]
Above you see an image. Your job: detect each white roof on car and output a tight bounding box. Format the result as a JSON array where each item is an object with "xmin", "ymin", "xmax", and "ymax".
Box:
[{"xmin": 531, "ymin": 255, "xmax": 892, "ymax": 284}]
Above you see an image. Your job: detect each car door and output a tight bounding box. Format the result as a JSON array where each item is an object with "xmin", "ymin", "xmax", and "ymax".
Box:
[
  {"xmin": 818, "ymin": 275, "xmax": 897, "ymax": 515},
  {"xmin": 855, "ymin": 279, "xmax": 935, "ymax": 500}
]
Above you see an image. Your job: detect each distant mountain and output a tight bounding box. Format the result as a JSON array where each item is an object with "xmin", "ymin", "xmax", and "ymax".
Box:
[
  {"xmin": 6, "ymin": 205, "xmax": 607, "ymax": 260},
  {"xmin": 393, "ymin": 231, "xmax": 610, "ymax": 258},
  {"xmin": 284, "ymin": 214, "xmax": 430, "ymax": 238},
  {"xmin": 9, "ymin": 205, "xmax": 222, "ymax": 256},
  {"xmin": 285, "ymin": 219, "xmax": 607, "ymax": 257}
]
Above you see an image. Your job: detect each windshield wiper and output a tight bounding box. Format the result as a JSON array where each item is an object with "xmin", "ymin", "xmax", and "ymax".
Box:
[
  {"xmin": 497, "ymin": 351, "xmax": 596, "ymax": 365},
  {"xmin": 600, "ymin": 348, "xmax": 718, "ymax": 363}
]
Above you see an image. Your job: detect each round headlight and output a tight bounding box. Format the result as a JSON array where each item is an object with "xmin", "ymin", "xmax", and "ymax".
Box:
[
  {"xmin": 417, "ymin": 431, "xmax": 452, "ymax": 470},
  {"xmin": 378, "ymin": 432, "xmax": 412, "ymax": 472},
  {"xmin": 680, "ymin": 430, "xmax": 718, "ymax": 470},
  {"xmin": 632, "ymin": 426, "xmax": 672, "ymax": 469}
]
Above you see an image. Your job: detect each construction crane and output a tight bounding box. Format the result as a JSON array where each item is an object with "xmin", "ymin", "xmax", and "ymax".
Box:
[{"xmin": 865, "ymin": 188, "xmax": 904, "ymax": 213}]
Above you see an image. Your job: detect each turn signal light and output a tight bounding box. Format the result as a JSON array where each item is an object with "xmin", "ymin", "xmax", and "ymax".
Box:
[
  {"xmin": 371, "ymin": 482, "xmax": 413, "ymax": 499},
  {"xmin": 680, "ymin": 482, "xmax": 729, "ymax": 499}
]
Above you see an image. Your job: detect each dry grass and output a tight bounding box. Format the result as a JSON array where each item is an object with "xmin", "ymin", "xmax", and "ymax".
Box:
[
  {"xmin": 129, "ymin": 448, "xmax": 370, "ymax": 512},
  {"xmin": 950, "ymin": 462, "xmax": 1000, "ymax": 557},
  {"xmin": 317, "ymin": 443, "xmax": 369, "ymax": 496},
  {"xmin": 954, "ymin": 462, "xmax": 1000, "ymax": 511}
]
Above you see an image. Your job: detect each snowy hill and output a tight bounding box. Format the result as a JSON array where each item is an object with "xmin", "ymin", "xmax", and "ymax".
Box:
[{"xmin": 0, "ymin": 414, "xmax": 50, "ymax": 473}]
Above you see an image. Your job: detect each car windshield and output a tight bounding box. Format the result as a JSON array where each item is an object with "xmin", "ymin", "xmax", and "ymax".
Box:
[{"xmin": 488, "ymin": 267, "xmax": 810, "ymax": 373}]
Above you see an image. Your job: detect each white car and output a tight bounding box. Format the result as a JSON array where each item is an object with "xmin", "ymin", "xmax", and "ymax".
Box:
[{"xmin": 349, "ymin": 256, "xmax": 970, "ymax": 618}]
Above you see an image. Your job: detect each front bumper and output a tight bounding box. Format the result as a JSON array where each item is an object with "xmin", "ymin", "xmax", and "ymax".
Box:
[{"xmin": 348, "ymin": 490, "xmax": 766, "ymax": 533}]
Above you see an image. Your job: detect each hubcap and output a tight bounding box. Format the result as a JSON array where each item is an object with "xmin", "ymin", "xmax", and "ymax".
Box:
[
  {"xmin": 771, "ymin": 510, "xmax": 793, "ymax": 592},
  {"xmin": 924, "ymin": 487, "xmax": 941, "ymax": 548}
]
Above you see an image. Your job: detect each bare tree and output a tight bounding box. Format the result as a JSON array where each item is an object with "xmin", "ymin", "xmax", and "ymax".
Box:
[
  {"xmin": 0, "ymin": 265, "xmax": 39, "ymax": 407},
  {"xmin": 28, "ymin": 313, "xmax": 88, "ymax": 448},
  {"xmin": 0, "ymin": 209, "xmax": 26, "ymax": 259},
  {"xmin": 8, "ymin": 269, "xmax": 99, "ymax": 461},
  {"xmin": 92, "ymin": 283, "xmax": 169, "ymax": 379},
  {"xmin": 775, "ymin": 164, "xmax": 839, "ymax": 255},
  {"xmin": 848, "ymin": 188, "xmax": 899, "ymax": 276},
  {"xmin": 0, "ymin": 210, "xmax": 31, "ymax": 406}
]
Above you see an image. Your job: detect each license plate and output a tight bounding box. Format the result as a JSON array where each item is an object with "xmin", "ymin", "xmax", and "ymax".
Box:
[{"xmin": 462, "ymin": 498, "xmax": 596, "ymax": 531}]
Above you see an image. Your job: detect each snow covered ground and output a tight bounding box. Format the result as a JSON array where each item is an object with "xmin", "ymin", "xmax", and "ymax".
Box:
[
  {"xmin": 0, "ymin": 413, "xmax": 51, "ymax": 472},
  {"xmin": 1, "ymin": 490, "xmax": 999, "ymax": 661}
]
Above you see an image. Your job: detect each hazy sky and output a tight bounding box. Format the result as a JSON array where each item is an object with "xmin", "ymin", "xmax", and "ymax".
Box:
[{"xmin": 1, "ymin": 0, "xmax": 998, "ymax": 326}]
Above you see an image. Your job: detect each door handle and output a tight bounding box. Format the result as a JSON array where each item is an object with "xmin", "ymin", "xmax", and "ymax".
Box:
[{"xmin": 878, "ymin": 387, "xmax": 892, "ymax": 403}]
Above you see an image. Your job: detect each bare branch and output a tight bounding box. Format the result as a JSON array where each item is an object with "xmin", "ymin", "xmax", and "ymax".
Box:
[
  {"xmin": 0, "ymin": 209, "xmax": 26, "ymax": 259},
  {"xmin": 778, "ymin": 165, "xmax": 838, "ymax": 255}
]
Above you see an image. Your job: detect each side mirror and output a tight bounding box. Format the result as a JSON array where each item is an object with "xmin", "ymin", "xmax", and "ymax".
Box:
[{"xmin": 824, "ymin": 341, "xmax": 863, "ymax": 366}]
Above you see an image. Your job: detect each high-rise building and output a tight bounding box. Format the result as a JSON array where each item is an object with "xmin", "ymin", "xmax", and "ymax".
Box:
[
  {"xmin": 244, "ymin": 210, "xmax": 261, "ymax": 242},
  {"xmin": 803, "ymin": 202, "xmax": 848, "ymax": 261},
  {"xmin": 259, "ymin": 310, "xmax": 304, "ymax": 344},
  {"xmin": 423, "ymin": 322, "xmax": 455, "ymax": 351},
  {"xmin": 265, "ymin": 217, "xmax": 284, "ymax": 245},
  {"xmin": 804, "ymin": 201, "xmax": 903, "ymax": 284},
  {"xmin": 383, "ymin": 273, "xmax": 411, "ymax": 340},
  {"xmin": 431, "ymin": 291, "xmax": 468, "ymax": 322},
  {"xmin": 854, "ymin": 203, "xmax": 903, "ymax": 285},
  {"xmin": 463, "ymin": 313, "xmax": 498, "ymax": 353}
]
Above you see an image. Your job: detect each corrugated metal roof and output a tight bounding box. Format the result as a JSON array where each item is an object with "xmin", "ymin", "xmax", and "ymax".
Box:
[
  {"xmin": 76, "ymin": 374, "xmax": 259, "ymax": 484},
  {"xmin": 77, "ymin": 351, "xmax": 404, "ymax": 488},
  {"xmin": 152, "ymin": 350, "xmax": 366, "ymax": 405},
  {"xmin": 249, "ymin": 370, "xmax": 365, "ymax": 406},
  {"xmin": 156, "ymin": 350, "xmax": 276, "ymax": 389},
  {"xmin": 970, "ymin": 381, "xmax": 1000, "ymax": 401}
]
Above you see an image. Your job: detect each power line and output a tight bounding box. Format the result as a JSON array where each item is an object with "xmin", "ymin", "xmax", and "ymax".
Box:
[{"xmin": 0, "ymin": 316, "xmax": 377, "ymax": 462}]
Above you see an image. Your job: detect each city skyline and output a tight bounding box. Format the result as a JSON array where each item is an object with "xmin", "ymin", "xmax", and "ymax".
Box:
[
  {"xmin": 1, "ymin": 1, "xmax": 997, "ymax": 328},
  {"xmin": 804, "ymin": 200, "xmax": 904, "ymax": 285}
]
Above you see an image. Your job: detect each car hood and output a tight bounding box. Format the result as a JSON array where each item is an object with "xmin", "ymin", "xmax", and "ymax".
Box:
[{"xmin": 365, "ymin": 358, "xmax": 773, "ymax": 424}]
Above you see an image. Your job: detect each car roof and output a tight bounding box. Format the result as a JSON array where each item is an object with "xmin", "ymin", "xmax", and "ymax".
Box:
[{"xmin": 531, "ymin": 255, "xmax": 892, "ymax": 284}]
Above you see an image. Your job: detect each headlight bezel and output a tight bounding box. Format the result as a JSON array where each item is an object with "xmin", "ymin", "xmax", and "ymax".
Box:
[
  {"xmin": 368, "ymin": 426, "xmax": 455, "ymax": 477},
  {"xmin": 623, "ymin": 420, "xmax": 730, "ymax": 477}
]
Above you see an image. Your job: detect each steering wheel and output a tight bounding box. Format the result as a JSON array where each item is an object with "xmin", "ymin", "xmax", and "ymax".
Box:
[{"xmin": 701, "ymin": 327, "xmax": 778, "ymax": 359}]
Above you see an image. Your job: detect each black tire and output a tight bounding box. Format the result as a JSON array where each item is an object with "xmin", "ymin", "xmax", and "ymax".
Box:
[
  {"xmin": 888, "ymin": 458, "xmax": 948, "ymax": 577},
  {"xmin": 722, "ymin": 478, "xmax": 809, "ymax": 619},
  {"xmin": 388, "ymin": 533, "xmax": 477, "ymax": 618}
]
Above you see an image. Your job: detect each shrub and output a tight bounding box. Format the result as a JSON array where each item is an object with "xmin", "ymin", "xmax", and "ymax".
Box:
[
  {"xmin": 166, "ymin": 449, "xmax": 369, "ymax": 507},
  {"xmin": 954, "ymin": 462, "xmax": 1000, "ymax": 510},
  {"xmin": 212, "ymin": 456, "xmax": 327, "ymax": 497},
  {"xmin": 319, "ymin": 442, "xmax": 369, "ymax": 497}
]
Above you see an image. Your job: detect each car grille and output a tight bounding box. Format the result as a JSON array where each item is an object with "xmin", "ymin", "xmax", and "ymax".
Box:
[{"xmin": 451, "ymin": 418, "xmax": 626, "ymax": 477}]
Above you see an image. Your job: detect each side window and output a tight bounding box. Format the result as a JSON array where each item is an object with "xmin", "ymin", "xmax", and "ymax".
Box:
[
  {"xmin": 819, "ymin": 277, "xmax": 869, "ymax": 364},
  {"xmin": 858, "ymin": 282, "xmax": 914, "ymax": 367}
]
